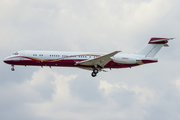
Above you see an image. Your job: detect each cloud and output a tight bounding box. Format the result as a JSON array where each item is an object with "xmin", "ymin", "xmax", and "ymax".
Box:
[
  {"xmin": 1, "ymin": 0, "xmax": 172, "ymax": 52},
  {"xmin": 0, "ymin": 68, "xmax": 77, "ymax": 120},
  {"xmin": 173, "ymin": 77, "xmax": 180, "ymax": 91},
  {"xmin": 7, "ymin": 73, "xmax": 162, "ymax": 120}
]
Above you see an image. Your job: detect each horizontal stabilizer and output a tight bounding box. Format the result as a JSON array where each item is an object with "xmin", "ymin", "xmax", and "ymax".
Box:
[{"xmin": 149, "ymin": 38, "xmax": 174, "ymax": 44}]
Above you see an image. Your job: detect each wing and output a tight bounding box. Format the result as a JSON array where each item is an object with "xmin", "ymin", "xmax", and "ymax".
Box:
[{"xmin": 75, "ymin": 51, "xmax": 121, "ymax": 68}]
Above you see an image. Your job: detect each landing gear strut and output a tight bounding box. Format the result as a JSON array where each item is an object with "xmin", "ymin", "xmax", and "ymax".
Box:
[
  {"xmin": 11, "ymin": 65, "xmax": 15, "ymax": 71},
  {"xmin": 91, "ymin": 68, "xmax": 99, "ymax": 77}
]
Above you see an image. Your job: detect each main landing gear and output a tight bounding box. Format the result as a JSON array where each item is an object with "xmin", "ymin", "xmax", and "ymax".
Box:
[
  {"xmin": 11, "ymin": 65, "xmax": 15, "ymax": 71},
  {"xmin": 91, "ymin": 68, "xmax": 99, "ymax": 77}
]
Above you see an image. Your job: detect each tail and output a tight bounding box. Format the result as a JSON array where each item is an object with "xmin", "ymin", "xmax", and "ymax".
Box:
[{"xmin": 137, "ymin": 37, "xmax": 173, "ymax": 57}]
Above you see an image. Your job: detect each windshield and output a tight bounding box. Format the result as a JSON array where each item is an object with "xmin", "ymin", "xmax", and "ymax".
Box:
[{"xmin": 12, "ymin": 52, "xmax": 19, "ymax": 55}]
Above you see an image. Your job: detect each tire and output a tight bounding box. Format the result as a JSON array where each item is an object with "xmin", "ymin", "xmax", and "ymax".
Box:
[
  {"xmin": 93, "ymin": 68, "xmax": 98, "ymax": 74},
  {"xmin": 91, "ymin": 72, "xmax": 96, "ymax": 77}
]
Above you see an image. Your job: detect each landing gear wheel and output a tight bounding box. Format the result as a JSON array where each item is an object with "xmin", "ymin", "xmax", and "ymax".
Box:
[
  {"xmin": 93, "ymin": 68, "xmax": 99, "ymax": 74},
  {"xmin": 91, "ymin": 72, "xmax": 97, "ymax": 77},
  {"xmin": 11, "ymin": 68, "xmax": 15, "ymax": 71},
  {"xmin": 11, "ymin": 65, "xmax": 15, "ymax": 71}
]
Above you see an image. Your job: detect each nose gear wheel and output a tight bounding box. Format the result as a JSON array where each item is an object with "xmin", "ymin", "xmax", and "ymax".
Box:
[{"xmin": 11, "ymin": 65, "xmax": 15, "ymax": 71}]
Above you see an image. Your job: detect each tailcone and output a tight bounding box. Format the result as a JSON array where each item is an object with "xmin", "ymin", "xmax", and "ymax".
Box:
[
  {"xmin": 141, "ymin": 59, "xmax": 158, "ymax": 64},
  {"xmin": 136, "ymin": 58, "xmax": 158, "ymax": 64}
]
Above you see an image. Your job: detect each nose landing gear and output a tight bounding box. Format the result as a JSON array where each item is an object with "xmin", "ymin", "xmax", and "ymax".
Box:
[{"xmin": 11, "ymin": 65, "xmax": 15, "ymax": 71}]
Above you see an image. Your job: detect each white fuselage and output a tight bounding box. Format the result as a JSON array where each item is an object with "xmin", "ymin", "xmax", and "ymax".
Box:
[
  {"xmin": 4, "ymin": 50, "xmax": 158, "ymax": 69},
  {"xmin": 3, "ymin": 37, "xmax": 172, "ymax": 77}
]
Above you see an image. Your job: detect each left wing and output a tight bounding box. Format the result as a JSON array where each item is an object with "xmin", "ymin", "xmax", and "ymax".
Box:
[{"xmin": 75, "ymin": 51, "xmax": 121, "ymax": 68}]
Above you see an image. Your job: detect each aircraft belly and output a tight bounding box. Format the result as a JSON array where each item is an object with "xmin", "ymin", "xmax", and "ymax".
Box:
[
  {"xmin": 5, "ymin": 58, "xmax": 140, "ymax": 69},
  {"xmin": 7, "ymin": 59, "xmax": 85, "ymax": 67}
]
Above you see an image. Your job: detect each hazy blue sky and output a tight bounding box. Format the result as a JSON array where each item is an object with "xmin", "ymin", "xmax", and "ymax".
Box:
[{"xmin": 0, "ymin": 0, "xmax": 180, "ymax": 120}]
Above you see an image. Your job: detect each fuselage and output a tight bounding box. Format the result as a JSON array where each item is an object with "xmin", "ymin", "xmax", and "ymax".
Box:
[
  {"xmin": 3, "ymin": 50, "xmax": 158, "ymax": 69},
  {"xmin": 3, "ymin": 37, "xmax": 172, "ymax": 77}
]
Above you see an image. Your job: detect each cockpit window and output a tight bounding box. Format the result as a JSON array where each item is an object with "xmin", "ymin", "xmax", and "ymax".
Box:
[{"xmin": 12, "ymin": 52, "xmax": 19, "ymax": 55}]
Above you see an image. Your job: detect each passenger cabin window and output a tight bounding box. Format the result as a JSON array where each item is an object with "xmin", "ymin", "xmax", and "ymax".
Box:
[
  {"xmin": 62, "ymin": 55, "xmax": 68, "ymax": 57},
  {"xmin": 50, "ymin": 55, "xmax": 61, "ymax": 57}
]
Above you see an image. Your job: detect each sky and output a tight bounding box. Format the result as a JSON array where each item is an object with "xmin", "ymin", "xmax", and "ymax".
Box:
[{"xmin": 0, "ymin": 0, "xmax": 180, "ymax": 120}]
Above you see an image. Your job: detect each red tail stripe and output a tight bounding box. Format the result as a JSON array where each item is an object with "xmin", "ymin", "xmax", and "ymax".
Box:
[{"xmin": 148, "ymin": 38, "xmax": 168, "ymax": 44}]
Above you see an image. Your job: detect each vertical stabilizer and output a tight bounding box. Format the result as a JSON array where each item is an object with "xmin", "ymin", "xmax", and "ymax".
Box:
[{"xmin": 137, "ymin": 38, "xmax": 173, "ymax": 57}]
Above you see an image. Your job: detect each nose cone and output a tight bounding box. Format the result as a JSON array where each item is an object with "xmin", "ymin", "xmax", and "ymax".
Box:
[
  {"xmin": 3, "ymin": 57, "xmax": 8, "ymax": 63},
  {"xmin": 3, "ymin": 57, "xmax": 11, "ymax": 64}
]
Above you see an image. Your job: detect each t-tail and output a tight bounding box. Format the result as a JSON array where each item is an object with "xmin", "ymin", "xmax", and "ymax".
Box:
[{"xmin": 137, "ymin": 37, "xmax": 174, "ymax": 57}]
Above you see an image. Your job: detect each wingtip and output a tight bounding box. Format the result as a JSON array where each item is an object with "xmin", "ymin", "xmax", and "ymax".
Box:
[
  {"xmin": 169, "ymin": 38, "xmax": 174, "ymax": 40},
  {"xmin": 116, "ymin": 51, "xmax": 121, "ymax": 53}
]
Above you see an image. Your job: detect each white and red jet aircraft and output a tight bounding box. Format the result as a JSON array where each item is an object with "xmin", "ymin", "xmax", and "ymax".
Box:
[{"xmin": 4, "ymin": 38, "xmax": 173, "ymax": 77}]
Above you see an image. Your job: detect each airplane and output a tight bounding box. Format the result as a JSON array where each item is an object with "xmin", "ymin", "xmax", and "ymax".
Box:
[{"xmin": 3, "ymin": 37, "xmax": 173, "ymax": 77}]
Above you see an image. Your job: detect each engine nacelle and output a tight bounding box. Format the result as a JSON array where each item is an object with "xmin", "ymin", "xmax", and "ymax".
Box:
[
  {"xmin": 113, "ymin": 55, "xmax": 158, "ymax": 64},
  {"xmin": 113, "ymin": 56, "xmax": 137, "ymax": 64}
]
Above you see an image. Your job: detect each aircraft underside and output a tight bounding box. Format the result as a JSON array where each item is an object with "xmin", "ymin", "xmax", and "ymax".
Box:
[{"xmin": 5, "ymin": 59, "xmax": 139, "ymax": 77}]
